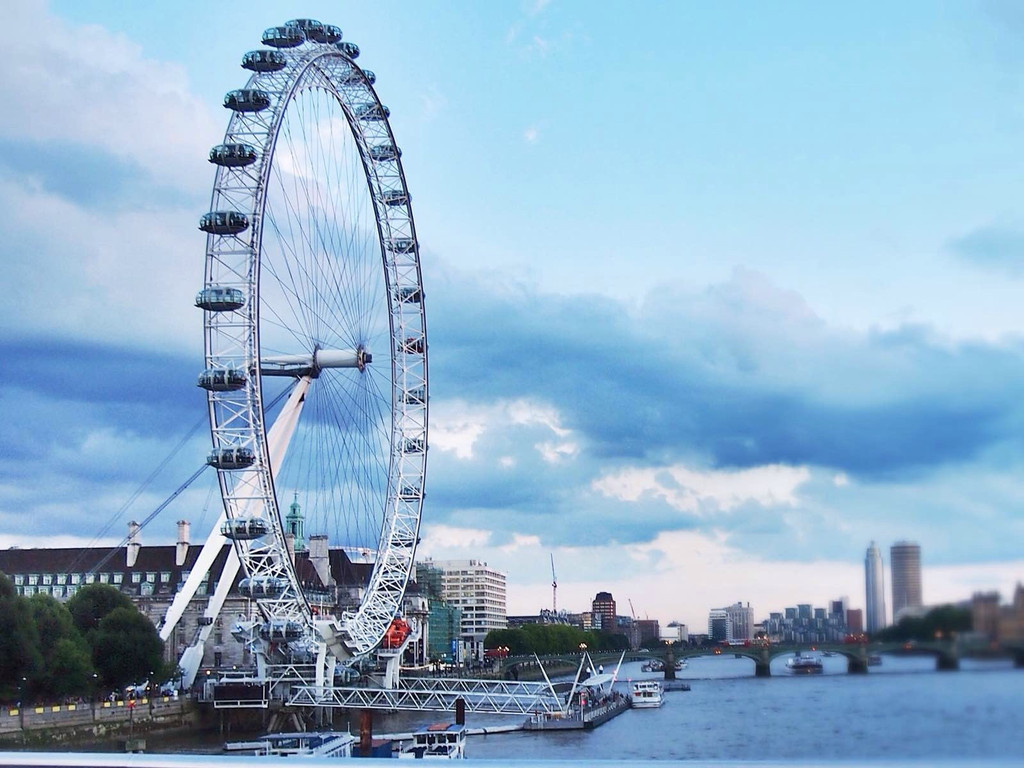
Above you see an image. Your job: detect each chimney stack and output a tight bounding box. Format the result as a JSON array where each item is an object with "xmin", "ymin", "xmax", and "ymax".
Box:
[
  {"xmin": 308, "ymin": 534, "xmax": 332, "ymax": 587},
  {"xmin": 176, "ymin": 520, "xmax": 190, "ymax": 566},
  {"xmin": 127, "ymin": 521, "xmax": 141, "ymax": 568}
]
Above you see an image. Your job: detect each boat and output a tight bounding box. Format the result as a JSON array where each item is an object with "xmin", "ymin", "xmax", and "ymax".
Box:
[
  {"xmin": 252, "ymin": 731, "xmax": 357, "ymax": 758},
  {"xmin": 630, "ymin": 680, "xmax": 664, "ymax": 708},
  {"xmin": 398, "ymin": 723, "xmax": 467, "ymax": 759},
  {"xmin": 786, "ymin": 651, "xmax": 823, "ymax": 675},
  {"xmin": 867, "ymin": 654, "xmax": 882, "ymax": 666},
  {"xmin": 675, "ymin": 659, "xmax": 687, "ymax": 670}
]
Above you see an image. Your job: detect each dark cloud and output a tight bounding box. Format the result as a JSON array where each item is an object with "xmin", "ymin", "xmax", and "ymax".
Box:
[
  {"xmin": 0, "ymin": 138, "xmax": 201, "ymax": 212},
  {"xmin": 948, "ymin": 224, "xmax": 1024, "ymax": 276}
]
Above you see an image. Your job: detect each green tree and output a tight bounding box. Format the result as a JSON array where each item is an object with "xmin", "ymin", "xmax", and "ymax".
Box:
[
  {"xmin": 27, "ymin": 593, "xmax": 95, "ymax": 699},
  {"xmin": 0, "ymin": 572, "xmax": 42, "ymax": 703},
  {"xmin": 65, "ymin": 583, "xmax": 135, "ymax": 635},
  {"xmin": 90, "ymin": 607, "xmax": 167, "ymax": 689}
]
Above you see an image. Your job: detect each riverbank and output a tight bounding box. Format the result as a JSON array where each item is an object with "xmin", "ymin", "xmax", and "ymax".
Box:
[{"xmin": 0, "ymin": 698, "xmax": 199, "ymax": 748}]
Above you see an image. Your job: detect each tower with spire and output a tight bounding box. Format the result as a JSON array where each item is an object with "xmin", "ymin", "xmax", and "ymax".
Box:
[{"xmin": 285, "ymin": 493, "xmax": 306, "ymax": 552}]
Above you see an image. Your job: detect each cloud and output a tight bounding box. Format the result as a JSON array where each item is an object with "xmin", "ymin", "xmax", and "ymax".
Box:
[
  {"xmin": 523, "ymin": 126, "xmax": 540, "ymax": 143},
  {"xmin": 948, "ymin": 223, "xmax": 1024, "ymax": 276}
]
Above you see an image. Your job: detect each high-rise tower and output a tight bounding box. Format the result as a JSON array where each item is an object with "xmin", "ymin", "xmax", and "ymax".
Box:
[
  {"xmin": 890, "ymin": 541, "xmax": 922, "ymax": 621},
  {"xmin": 865, "ymin": 541, "xmax": 886, "ymax": 634}
]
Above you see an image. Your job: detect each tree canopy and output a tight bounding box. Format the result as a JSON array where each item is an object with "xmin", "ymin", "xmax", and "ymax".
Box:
[
  {"xmin": 484, "ymin": 624, "xmax": 629, "ymax": 655},
  {"xmin": 873, "ymin": 604, "xmax": 972, "ymax": 642}
]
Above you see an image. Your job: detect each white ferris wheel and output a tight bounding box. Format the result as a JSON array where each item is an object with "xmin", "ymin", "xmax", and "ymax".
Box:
[{"xmin": 187, "ymin": 19, "xmax": 427, "ymax": 687}]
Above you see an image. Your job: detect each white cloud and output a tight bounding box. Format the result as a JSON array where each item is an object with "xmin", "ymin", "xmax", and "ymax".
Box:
[
  {"xmin": 419, "ymin": 524, "xmax": 492, "ymax": 552},
  {"xmin": 430, "ymin": 398, "xmax": 578, "ymax": 463},
  {"xmin": 593, "ymin": 463, "xmax": 810, "ymax": 514},
  {"xmin": 523, "ymin": 126, "xmax": 540, "ymax": 143}
]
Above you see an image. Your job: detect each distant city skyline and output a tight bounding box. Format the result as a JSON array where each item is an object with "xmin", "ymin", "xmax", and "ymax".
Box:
[{"xmin": 1, "ymin": 2, "xmax": 1023, "ymax": 634}]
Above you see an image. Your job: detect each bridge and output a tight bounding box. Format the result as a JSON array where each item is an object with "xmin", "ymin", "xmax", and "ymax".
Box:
[{"xmin": 499, "ymin": 638, "xmax": 1024, "ymax": 679}]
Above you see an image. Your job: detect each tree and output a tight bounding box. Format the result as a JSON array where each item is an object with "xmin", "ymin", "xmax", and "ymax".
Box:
[
  {"xmin": 27, "ymin": 593, "xmax": 95, "ymax": 699},
  {"xmin": 0, "ymin": 572, "xmax": 42, "ymax": 703},
  {"xmin": 90, "ymin": 607, "xmax": 167, "ymax": 689},
  {"xmin": 65, "ymin": 583, "xmax": 135, "ymax": 635}
]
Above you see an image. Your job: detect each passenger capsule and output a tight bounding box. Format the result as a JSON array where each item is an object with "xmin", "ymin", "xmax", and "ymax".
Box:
[
  {"xmin": 401, "ymin": 336, "xmax": 425, "ymax": 354},
  {"xmin": 220, "ymin": 517, "xmax": 269, "ymax": 540},
  {"xmin": 208, "ymin": 143, "xmax": 258, "ymax": 167},
  {"xmin": 197, "ymin": 367, "xmax": 247, "ymax": 392},
  {"xmin": 238, "ymin": 576, "xmax": 288, "ymax": 598},
  {"xmin": 354, "ymin": 103, "xmax": 389, "ymax": 121},
  {"xmin": 258, "ymin": 619, "xmax": 305, "ymax": 642},
  {"xmin": 335, "ymin": 41, "xmax": 360, "ymax": 59},
  {"xmin": 262, "ymin": 26, "xmax": 305, "ymax": 48},
  {"xmin": 403, "ymin": 437, "xmax": 426, "ymax": 454},
  {"xmin": 223, "ymin": 89, "xmax": 271, "ymax": 113},
  {"xmin": 398, "ymin": 486, "xmax": 422, "ymax": 501},
  {"xmin": 308, "ymin": 23, "xmax": 342, "ymax": 44},
  {"xmin": 207, "ymin": 447, "xmax": 255, "ymax": 470},
  {"xmin": 379, "ymin": 189, "xmax": 409, "ymax": 206},
  {"xmin": 339, "ymin": 68, "xmax": 375, "ymax": 86},
  {"xmin": 402, "ymin": 387, "xmax": 426, "ymax": 405},
  {"xmin": 195, "ymin": 286, "xmax": 245, "ymax": 312},
  {"xmin": 387, "ymin": 238, "xmax": 416, "ymax": 254},
  {"xmin": 368, "ymin": 144, "xmax": 401, "ymax": 162},
  {"xmin": 242, "ymin": 50, "xmax": 287, "ymax": 73},
  {"xmin": 200, "ymin": 211, "xmax": 249, "ymax": 235},
  {"xmin": 394, "ymin": 286, "xmax": 422, "ymax": 304}
]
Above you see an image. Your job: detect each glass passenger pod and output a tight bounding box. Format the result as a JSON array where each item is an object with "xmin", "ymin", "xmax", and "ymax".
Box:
[
  {"xmin": 207, "ymin": 447, "xmax": 255, "ymax": 470},
  {"xmin": 395, "ymin": 286, "xmax": 422, "ymax": 304},
  {"xmin": 403, "ymin": 437, "xmax": 426, "ymax": 454},
  {"xmin": 354, "ymin": 103, "xmax": 389, "ymax": 121},
  {"xmin": 262, "ymin": 26, "xmax": 305, "ymax": 48},
  {"xmin": 335, "ymin": 41, "xmax": 360, "ymax": 59},
  {"xmin": 259, "ymin": 620, "xmax": 305, "ymax": 642},
  {"xmin": 401, "ymin": 336, "xmax": 425, "ymax": 355},
  {"xmin": 199, "ymin": 211, "xmax": 249, "ymax": 235},
  {"xmin": 368, "ymin": 144, "xmax": 401, "ymax": 162},
  {"xmin": 242, "ymin": 50, "xmax": 287, "ymax": 73},
  {"xmin": 223, "ymin": 89, "xmax": 271, "ymax": 112},
  {"xmin": 402, "ymin": 387, "xmax": 426, "ymax": 405},
  {"xmin": 209, "ymin": 143, "xmax": 258, "ymax": 167},
  {"xmin": 398, "ymin": 486, "xmax": 422, "ymax": 501},
  {"xmin": 379, "ymin": 189, "xmax": 409, "ymax": 207},
  {"xmin": 195, "ymin": 286, "xmax": 245, "ymax": 312},
  {"xmin": 220, "ymin": 517, "xmax": 270, "ymax": 540},
  {"xmin": 239, "ymin": 576, "xmax": 288, "ymax": 598},
  {"xmin": 197, "ymin": 367, "xmax": 247, "ymax": 392},
  {"xmin": 387, "ymin": 238, "xmax": 416, "ymax": 254}
]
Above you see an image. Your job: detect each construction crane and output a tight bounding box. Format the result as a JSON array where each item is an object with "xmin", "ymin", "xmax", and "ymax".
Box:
[
  {"xmin": 628, "ymin": 598, "xmax": 638, "ymax": 621},
  {"xmin": 550, "ymin": 553, "xmax": 557, "ymax": 615}
]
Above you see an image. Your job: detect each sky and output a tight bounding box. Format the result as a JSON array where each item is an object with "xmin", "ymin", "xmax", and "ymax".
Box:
[{"xmin": 2, "ymin": 0, "xmax": 1024, "ymax": 632}]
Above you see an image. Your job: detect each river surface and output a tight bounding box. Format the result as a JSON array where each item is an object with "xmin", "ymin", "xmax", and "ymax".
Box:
[{"xmin": 143, "ymin": 654, "xmax": 1022, "ymax": 761}]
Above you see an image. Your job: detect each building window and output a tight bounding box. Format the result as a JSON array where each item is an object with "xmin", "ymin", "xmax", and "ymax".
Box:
[
  {"xmin": 42, "ymin": 574, "xmax": 53, "ymax": 585},
  {"xmin": 160, "ymin": 572, "xmax": 171, "ymax": 583},
  {"xmin": 71, "ymin": 574, "xmax": 81, "ymax": 585},
  {"xmin": 85, "ymin": 574, "xmax": 95, "ymax": 584},
  {"xmin": 146, "ymin": 572, "xmax": 156, "ymax": 583},
  {"xmin": 113, "ymin": 573, "xmax": 123, "ymax": 584},
  {"xmin": 99, "ymin": 573, "xmax": 110, "ymax": 584},
  {"xmin": 56, "ymin": 573, "xmax": 67, "ymax": 584},
  {"xmin": 132, "ymin": 573, "xmax": 142, "ymax": 584},
  {"xmin": 28, "ymin": 574, "xmax": 38, "ymax": 585},
  {"xmin": 13, "ymin": 575, "xmax": 23, "ymax": 586}
]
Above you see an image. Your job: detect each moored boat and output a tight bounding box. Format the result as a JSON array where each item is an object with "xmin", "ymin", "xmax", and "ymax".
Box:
[
  {"xmin": 630, "ymin": 680, "xmax": 664, "ymax": 708},
  {"xmin": 398, "ymin": 723, "xmax": 467, "ymax": 759}
]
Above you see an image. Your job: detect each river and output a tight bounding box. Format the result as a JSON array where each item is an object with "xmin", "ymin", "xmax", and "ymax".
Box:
[{"xmin": 141, "ymin": 654, "xmax": 1021, "ymax": 761}]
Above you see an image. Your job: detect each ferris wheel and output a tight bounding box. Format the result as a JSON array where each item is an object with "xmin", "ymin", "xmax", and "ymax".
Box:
[{"xmin": 196, "ymin": 19, "xmax": 427, "ymax": 671}]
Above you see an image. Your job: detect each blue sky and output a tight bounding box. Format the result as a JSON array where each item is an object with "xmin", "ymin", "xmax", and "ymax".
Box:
[{"xmin": 2, "ymin": 0, "xmax": 1024, "ymax": 630}]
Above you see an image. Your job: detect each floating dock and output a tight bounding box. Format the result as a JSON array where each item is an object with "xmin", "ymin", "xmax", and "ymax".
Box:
[{"xmin": 523, "ymin": 694, "xmax": 630, "ymax": 731}]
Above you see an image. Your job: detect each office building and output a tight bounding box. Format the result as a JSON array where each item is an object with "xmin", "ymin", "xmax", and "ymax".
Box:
[
  {"xmin": 591, "ymin": 591, "xmax": 616, "ymax": 633},
  {"xmin": 708, "ymin": 609, "xmax": 731, "ymax": 642},
  {"xmin": 422, "ymin": 559, "xmax": 507, "ymax": 661},
  {"xmin": 865, "ymin": 541, "xmax": 887, "ymax": 633},
  {"xmin": 723, "ymin": 602, "xmax": 755, "ymax": 641},
  {"xmin": 890, "ymin": 541, "xmax": 922, "ymax": 621}
]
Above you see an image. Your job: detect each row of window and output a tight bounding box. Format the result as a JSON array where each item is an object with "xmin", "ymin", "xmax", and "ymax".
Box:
[{"xmin": 11, "ymin": 571, "xmax": 196, "ymax": 587}]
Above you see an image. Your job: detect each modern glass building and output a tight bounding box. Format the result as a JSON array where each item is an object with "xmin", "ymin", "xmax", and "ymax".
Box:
[
  {"xmin": 865, "ymin": 541, "xmax": 887, "ymax": 634},
  {"xmin": 890, "ymin": 541, "xmax": 923, "ymax": 621}
]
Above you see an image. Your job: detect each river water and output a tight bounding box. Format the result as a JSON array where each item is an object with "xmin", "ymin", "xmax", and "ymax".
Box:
[{"xmin": 142, "ymin": 654, "xmax": 1022, "ymax": 762}]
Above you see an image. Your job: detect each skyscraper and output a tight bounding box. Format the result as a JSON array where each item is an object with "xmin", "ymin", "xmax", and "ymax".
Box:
[
  {"xmin": 890, "ymin": 541, "xmax": 923, "ymax": 621},
  {"xmin": 865, "ymin": 541, "xmax": 886, "ymax": 634}
]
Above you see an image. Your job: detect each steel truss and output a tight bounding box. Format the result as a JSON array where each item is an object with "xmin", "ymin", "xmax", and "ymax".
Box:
[{"xmin": 289, "ymin": 678, "xmax": 563, "ymax": 716}]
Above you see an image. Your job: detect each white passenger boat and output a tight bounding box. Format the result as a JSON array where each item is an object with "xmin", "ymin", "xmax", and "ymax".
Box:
[
  {"xmin": 630, "ymin": 680, "xmax": 664, "ymax": 708},
  {"xmin": 253, "ymin": 731, "xmax": 357, "ymax": 758},
  {"xmin": 398, "ymin": 723, "xmax": 467, "ymax": 759},
  {"xmin": 786, "ymin": 651, "xmax": 824, "ymax": 675}
]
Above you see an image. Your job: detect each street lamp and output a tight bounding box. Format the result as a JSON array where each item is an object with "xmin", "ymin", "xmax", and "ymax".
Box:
[{"xmin": 579, "ymin": 643, "xmax": 587, "ymax": 654}]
